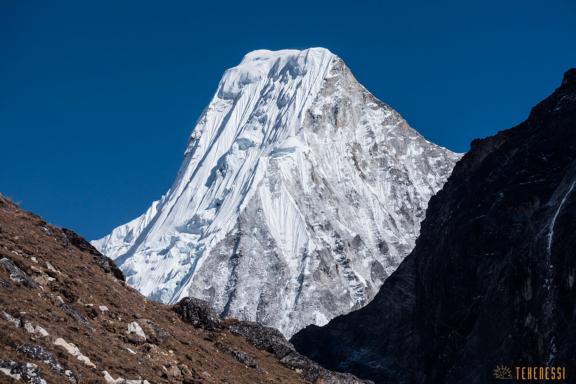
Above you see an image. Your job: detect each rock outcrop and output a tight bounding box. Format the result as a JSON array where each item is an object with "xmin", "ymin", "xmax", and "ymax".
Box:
[{"xmin": 174, "ymin": 297, "xmax": 370, "ymax": 384}]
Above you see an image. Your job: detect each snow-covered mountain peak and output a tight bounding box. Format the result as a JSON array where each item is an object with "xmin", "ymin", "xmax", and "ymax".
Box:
[
  {"xmin": 217, "ymin": 47, "xmax": 334, "ymax": 101},
  {"xmin": 93, "ymin": 48, "xmax": 461, "ymax": 336},
  {"xmin": 239, "ymin": 47, "xmax": 333, "ymax": 64}
]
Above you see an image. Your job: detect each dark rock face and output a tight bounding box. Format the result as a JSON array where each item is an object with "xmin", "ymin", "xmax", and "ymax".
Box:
[
  {"xmin": 173, "ymin": 297, "xmax": 223, "ymax": 331},
  {"xmin": 61, "ymin": 228, "xmax": 125, "ymax": 281},
  {"xmin": 292, "ymin": 69, "xmax": 576, "ymax": 383}
]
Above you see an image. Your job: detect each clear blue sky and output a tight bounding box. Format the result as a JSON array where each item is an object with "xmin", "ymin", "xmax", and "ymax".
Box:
[{"xmin": 1, "ymin": 0, "xmax": 575, "ymax": 240}]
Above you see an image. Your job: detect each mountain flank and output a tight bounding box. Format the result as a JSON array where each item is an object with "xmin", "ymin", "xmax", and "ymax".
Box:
[{"xmin": 292, "ymin": 69, "xmax": 576, "ymax": 384}]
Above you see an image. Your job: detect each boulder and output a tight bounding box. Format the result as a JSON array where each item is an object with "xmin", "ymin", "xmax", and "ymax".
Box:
[
  {"xmin": 126, "ymin": 321, "xmax": 147, "ymax": 344},
  {"xmin": 173, "ymin": 297, "xmax": 222, "ymax": 331}
]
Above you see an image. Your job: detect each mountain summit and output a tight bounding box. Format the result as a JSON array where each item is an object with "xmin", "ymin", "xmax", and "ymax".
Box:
[{"xmin": 93, "ymin": 48, "xmax": 460, "ymax": 336}]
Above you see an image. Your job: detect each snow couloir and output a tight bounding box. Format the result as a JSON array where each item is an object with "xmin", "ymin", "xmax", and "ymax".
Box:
[{"xmin": 92, "ymin": 48, "xmax": 461, "ymax": 337}]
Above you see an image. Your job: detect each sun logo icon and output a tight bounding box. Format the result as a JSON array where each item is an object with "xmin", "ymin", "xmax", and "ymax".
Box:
[{"xmin": 493, "ymin": 365, "xmax": 513, "ymax": 380}]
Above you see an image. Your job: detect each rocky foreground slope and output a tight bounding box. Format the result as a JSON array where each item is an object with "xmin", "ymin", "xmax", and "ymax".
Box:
[
  {"xmin": 0, "ymin": 196, "xmax": 366, "ymax": 384},
  {"xmin": 292, "ymin": 70, "xmax": 576, "ymax": 383},
  {"xmin": 93, "ymin": 48, "xmax": 459, "ymax": 337}
]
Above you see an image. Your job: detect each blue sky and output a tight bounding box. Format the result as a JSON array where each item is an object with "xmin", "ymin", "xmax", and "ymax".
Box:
[{"xmin": 1, "ymin": 0, "xmax": 575, "ymax": 239}]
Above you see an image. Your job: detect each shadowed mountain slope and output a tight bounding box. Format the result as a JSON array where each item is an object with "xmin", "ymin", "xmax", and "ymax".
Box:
[{"xmin": 292, "ymin": 69, "xmax": 576, "ymax": 384}]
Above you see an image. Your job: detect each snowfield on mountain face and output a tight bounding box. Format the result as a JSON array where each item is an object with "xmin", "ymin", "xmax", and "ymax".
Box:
[{"xmin": 93, "ymin": 48, "xmax": 460, "ymax": 337}]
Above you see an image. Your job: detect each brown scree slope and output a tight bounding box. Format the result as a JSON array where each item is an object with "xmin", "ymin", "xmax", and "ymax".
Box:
[{"xmin": 0, "ymin": 196, "xmax": 365, "ymax": 384}]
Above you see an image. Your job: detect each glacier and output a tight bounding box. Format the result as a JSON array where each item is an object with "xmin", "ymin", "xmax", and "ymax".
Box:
[{"xmin": 93, "ymin": 48, "xmax": 461, "ymax": 337}]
